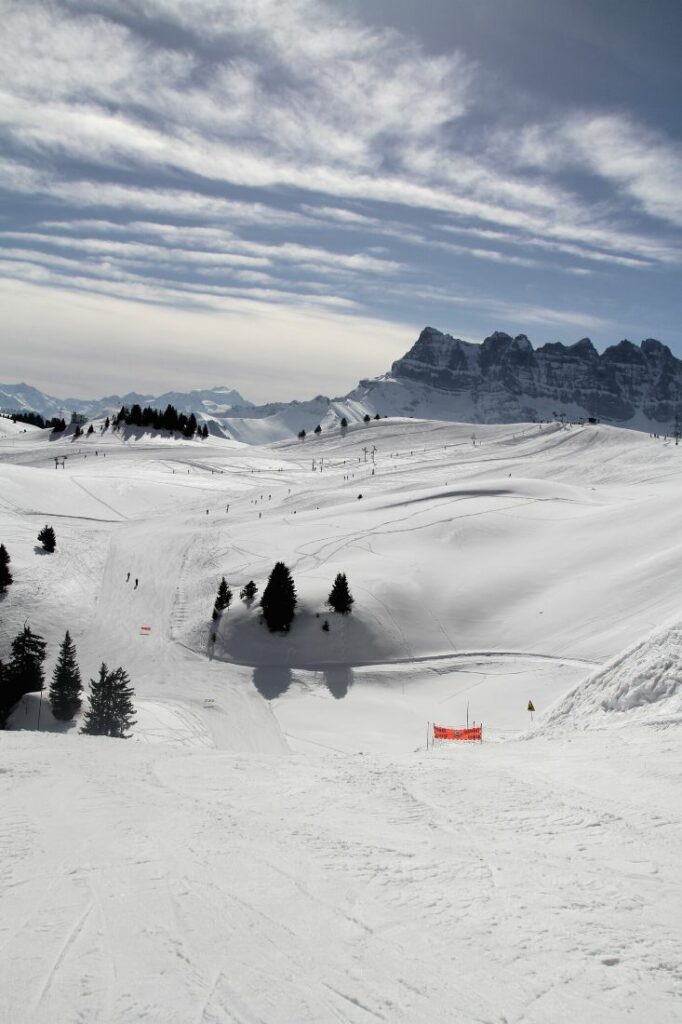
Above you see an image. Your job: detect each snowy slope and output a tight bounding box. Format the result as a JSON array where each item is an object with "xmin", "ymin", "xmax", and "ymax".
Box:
[
  {"xmin": 542, "ymin": 618, "xmax": 682, "ymax": 731},
  {"xmin": 3, "ymin": 418, "xmax": 682, "ymax": 745},
  {"xmin": 2, "ymin": 725, "xmax": 680, "ymax": 1024},
  {"xmin": 1, "ymin": 416, "xmax": 681, "ymax": 1022}
]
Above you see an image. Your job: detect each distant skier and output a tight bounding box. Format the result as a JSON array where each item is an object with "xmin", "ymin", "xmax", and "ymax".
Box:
[
  {"xmin": 126, "ymin": 572, "xmax": 130, "ymax": 582},
  {"xmin": 134, "ymin": 578, "xmax": 139, "ymax": 590}
]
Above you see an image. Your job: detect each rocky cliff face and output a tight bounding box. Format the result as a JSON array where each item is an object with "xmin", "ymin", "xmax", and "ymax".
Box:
[{"xmin": 388, "ymin": 327, "xmax": 682, "ymax": 427}]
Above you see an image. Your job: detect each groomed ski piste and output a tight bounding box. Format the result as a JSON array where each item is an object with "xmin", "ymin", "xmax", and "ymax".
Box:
[{"xmin": 1, "ymin": 414, "xmax": 681, "ymax": 1023}]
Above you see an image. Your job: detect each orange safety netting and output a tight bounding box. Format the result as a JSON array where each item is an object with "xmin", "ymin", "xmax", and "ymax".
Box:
[{"xmin": 433, "ymin": 724, "xmax": 482, "ymax": 742}]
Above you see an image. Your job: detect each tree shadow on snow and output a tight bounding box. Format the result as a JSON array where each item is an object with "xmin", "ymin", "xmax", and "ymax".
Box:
[
  {"xmin": 252, "ymin": 665, "xmax": 292, "ymax": 700},
  {"xmin": 323, "ymin": 665, "xmax": 353, "ymax": 700}
]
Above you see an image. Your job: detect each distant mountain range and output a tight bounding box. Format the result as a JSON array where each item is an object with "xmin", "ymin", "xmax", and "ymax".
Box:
[
  {"xmin": 3, "ymin": 328, "xmax": 681, "ymax": 442},
  {"xmin": 0, "ymin": 384, "xmax": 251, "ymax": 420}
]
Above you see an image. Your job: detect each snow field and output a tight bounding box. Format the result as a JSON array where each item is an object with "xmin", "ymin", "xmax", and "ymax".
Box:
[
  {"xmin": 1, "ymin": 417, "xmax": 681, "ymax": 1021},
  {"xmin": 2, "ymin": 726, "xmax": 680, "ymax": 1024}
]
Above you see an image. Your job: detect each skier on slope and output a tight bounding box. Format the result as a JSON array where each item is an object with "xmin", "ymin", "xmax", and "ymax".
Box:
[
  {"xmin": 126, "ymin": 572, "xmax": 130, "ymax": 582},
  {"xmin": 134, "ymin": 578, "xmax": 139, "ymax": 590}
]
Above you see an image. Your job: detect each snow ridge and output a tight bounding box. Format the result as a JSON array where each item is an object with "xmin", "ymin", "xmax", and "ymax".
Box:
[{"xmin": 542, "ymin": 618, "xmax": 682, "ymax": 732}]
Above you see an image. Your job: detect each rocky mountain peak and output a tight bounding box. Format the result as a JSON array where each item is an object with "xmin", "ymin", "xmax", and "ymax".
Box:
[{"xmin": 388, "ymin": 327, "xmax": 682, "ymax": 428}]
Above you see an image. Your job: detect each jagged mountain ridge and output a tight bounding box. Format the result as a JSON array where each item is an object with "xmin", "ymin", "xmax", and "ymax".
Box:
[
  {"xmin": 383, "ymin": 327, "xmax": 682, "ymax": 427},
  {"xmin": 3, "ymin": 327, "xmax": 681, "ymax": 441}
]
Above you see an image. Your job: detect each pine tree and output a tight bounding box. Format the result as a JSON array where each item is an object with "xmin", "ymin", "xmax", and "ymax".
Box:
[
  {"xmin": 363, "ymin": 414, "xmax": 371, "ymax": 423},
  {"xmin": 38, "ymin": 525, "xmax": 56, "ymax": 552},
  {"xmin": 298, "ymin": 429, "xmax": 306, "ymax": 440},
  {"xmin": 9, "ymin": 625, "xmax": 47, "ymax": 697},
  {"xmin": 240, "ymin": 580, "xmax": 258, "ymax": 601},
  {"xmin": 340, "ymin": 417, "xmax": 348, "ymax": 431},
  {"xmin": 108, "ymin": 667, "xmax": 136, "ymax": 738},
  {"xmin": 0, "ymin": 544, "xmax": 12, "ymax": 592},
  {"xmin": 327, "ymin": 573, "xmax": 354, "ymax": 614},
  {"xmin": 49, "ymin": 630, "xmax": 82, "ymax": 722},
  {"xmin": 314, "ymin": 424, "xmax": 322, "ymax": 435},
  {"xmin": 261, "ymin": 562, "xmax": 297, "ymax": 632},
  {"xmin": 212, "ymin": 577, "xmax": 232, "ymax": 620},
  {"xmin": 81, "ymin": 663, "xmax": 136, "ymax": 738}
]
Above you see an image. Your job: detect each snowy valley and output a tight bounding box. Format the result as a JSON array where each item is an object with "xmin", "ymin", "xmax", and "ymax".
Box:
[{"xmin": 1, "ymin": 413, "xmax": 681, "ymax": 1023}]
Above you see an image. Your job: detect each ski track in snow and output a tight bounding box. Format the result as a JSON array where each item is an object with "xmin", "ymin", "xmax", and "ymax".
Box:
[{"xmin": 1, "ymin": 418, "xmax": 681, "ymax": 1022}]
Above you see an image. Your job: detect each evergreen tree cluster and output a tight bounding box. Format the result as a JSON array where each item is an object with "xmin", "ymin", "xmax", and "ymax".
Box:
[
  {"xmin": 295, "ymin": 416, "xmax": 381, "ymax": 438},
  {"xmin": 1, "ymin": 411, "xmax": 67, "ymax": 431},
  {"xmin": 0, "ymin": 624, "xmax": 135, "ymax": 737},
  {"xmin": 249, "ymin": 565, "xmax": 353, "ymax": 632},
  {"xmin": 113, "ymin": 403, "xmax": 209, "ymax": 438}
]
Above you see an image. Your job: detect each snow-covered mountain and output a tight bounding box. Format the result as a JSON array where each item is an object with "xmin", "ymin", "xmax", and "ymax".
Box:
[
  {"xmin": 219, "ymin": 327, "xmax": 682, "ymax": 439},
  {"xmin": 379, "ymin": 326, "xmax": 682, "ymax": 429},
  {"xmin": 0, "ymin": 383, "xmax": 251, "ymax": 419},
  {"xmin": 4, "ymin": 326, "xmax": 682, "ymax": 440}
]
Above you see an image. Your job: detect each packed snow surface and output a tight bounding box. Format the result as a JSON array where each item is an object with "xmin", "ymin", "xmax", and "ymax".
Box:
[{"xmin": 1, "ymin": 417, "xmax": 681, "ymax": 1022}]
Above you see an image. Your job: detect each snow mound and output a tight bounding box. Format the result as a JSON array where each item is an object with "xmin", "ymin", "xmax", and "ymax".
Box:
[{"xmin": 542, "ymin": 620, "xmax": 682, "ymax": 731}]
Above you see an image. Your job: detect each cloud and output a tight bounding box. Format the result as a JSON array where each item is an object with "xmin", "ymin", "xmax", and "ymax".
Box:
[
  {"xmin": 1, "ymin": 225, "xmax": 402, "ymax": 278},
  {"xmin": 3, "ymin": 0, "xmax": 675, "ymax": 270},
  {"xmin": 515, "ymin": 113, "xmax": 682, "ymax": 230},
  {"xmin": 1, "ymin": 0, "xmax": 680, "ymax": 396}
]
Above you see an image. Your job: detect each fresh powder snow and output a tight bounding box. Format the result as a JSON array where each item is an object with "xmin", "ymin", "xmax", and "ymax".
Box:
[{"xmin": 1, "ymin": 415, "xmax": 680, "ymax": 1023}]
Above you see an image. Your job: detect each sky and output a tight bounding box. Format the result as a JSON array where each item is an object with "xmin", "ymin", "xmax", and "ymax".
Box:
[{"xmin": 1, "ymin": 0, "xmax": 681, "ymax": 403}]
